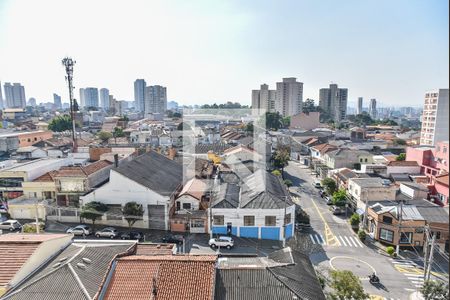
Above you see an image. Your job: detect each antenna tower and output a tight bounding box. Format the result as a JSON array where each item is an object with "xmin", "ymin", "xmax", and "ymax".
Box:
[{"xmin": 62, "ymin": 57, "xmax": 77, "ymax": 152}]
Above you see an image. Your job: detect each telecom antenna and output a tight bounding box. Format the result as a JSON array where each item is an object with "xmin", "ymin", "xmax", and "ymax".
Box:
[{"xmin": 62, "ymin": 57, "xmax": 77, "ymax": 152}]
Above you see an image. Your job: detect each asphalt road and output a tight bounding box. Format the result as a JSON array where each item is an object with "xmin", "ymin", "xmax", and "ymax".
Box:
[{"xmin": 285, "ymin": 161, "xmax": 423, "ymax": 300}]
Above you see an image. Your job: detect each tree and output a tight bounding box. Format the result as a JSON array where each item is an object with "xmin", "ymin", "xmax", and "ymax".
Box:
[
  {"xmin": 332, "ymin": 189, "xmax": 347, "ymax": 207},
  {"xmin": 396, "ymin": 153, "xmax": 406, "ymax": 161},
  {"xmin": 296, "ymin": 208, "xmax": 310, "ymax": 224},
  {"xmin": 357, "ymin": 229, "xmax": 366, "ymax": 241},
  {"xmin": 80, "ymin": 201, "xmax": 108, "ymax": 229},
  {"xmin": 113, "ymin": 127, "xmax": 125, "ymax": 144},
  {"xmin": 98, "ymin": 131, "xmax": 112, "ymax": 143},
  {"xmin": 245, "ymin": 122, "xmax": 254, "ymax": 133},
  {"xmin": 173, "ymin": 112, "xmax": 182, "ymax": 118},
  {"xmin": 321, "ymin": 178, "xmax": 337, "ymax": 195},
  {"xmin": 48, "ymin": 115, "xmax": 72, "ymax": 132},
  {"xmin": 122, "ymin": 201, "xmax": 144, "ymax": 230},
  {"xmin": 262, "ymin": 112, "xmax": 283, "ymax": 130},
  {"xmin": 273, "ymin": 146, "xmax": 290, "ymax": 176},
  {"xmin": 271, "ymin": 170, "xmax": 282, "ymax": 177},
  {"xmin": 393, "ymin": 138, "xmax": 407, "ymax": 146},
  {"xmin": 328, "ymin": 270, "xmax": 369, "ymax": 300},
  {"xmin": 302, "ymin": 98, "xmax": 316, "ymax": 114},
  {"xmin": 350, "ymin": 213, "xmax": 360, "ymax": 230},
  {"xmin": 283, "ymin": 179, "xmax": 293, "ymax": 187},
  {"xmin": 421, "ymin": 280, "xmax": 449, "ymax": 300}
]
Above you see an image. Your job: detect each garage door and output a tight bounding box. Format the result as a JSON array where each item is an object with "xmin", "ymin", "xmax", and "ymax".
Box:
[{"xmin": 147, "ymin": 205, "xmax": 165, "ymax": 230}]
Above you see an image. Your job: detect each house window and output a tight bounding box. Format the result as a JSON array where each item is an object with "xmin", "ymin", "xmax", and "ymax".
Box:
[
  {"xmin": 284, "ymin": 213, "xmax": 292, "ymax": 225},
  {"xmin": 382, "ymin": 216, "xmax": 393, "ymax": 224},
  {"xmin": 213, "ymin": 215, "xmax": 224, "ymax": 225},
  {"xmin": 182, "ymin": 203, "xmax": 191, "ymax": 210},
  {"xmin": 243, "ymin": 216, "xmax": 255, "ymax": 226},
  {"xmin": 265, "ymin": 216, "xmax": 276, "ymax": 226},
  {"xmin": 191, "ymin": 219, "xmax": 204, "ymax": 228},
  {"xmin": 176, "ymin": 202, "xmax": 180, "ymax": 210},
  {"xmin": 400, "ymin": 232, "xmax": 413, "ymax": 244},
  {"xmin": 432, "ymin": 231, "xmax": 441, "ymax": 240},
  {"xmin": 365, "ymin": 158, "xmax": 368, "ymax": 162},
  {"xmin": 379, "ymin": 228, "xmax": 394, "ymax": 243}
]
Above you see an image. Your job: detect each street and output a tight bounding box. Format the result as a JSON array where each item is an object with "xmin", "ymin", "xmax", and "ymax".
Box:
[{"xmin": 285, "ymin": 161, "xmax": 433, "ymax": 300}]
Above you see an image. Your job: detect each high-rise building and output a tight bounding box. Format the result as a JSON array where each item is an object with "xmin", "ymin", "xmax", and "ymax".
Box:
[
  {"xmin": 357, "ymin": 97, "xmax": 363, "ymax": 115},
  {"xmin": 420, "ymin": 89, "xmax": 449, "ymax": 146},
  {"xmin": 27, "ymin": 97, "xmax": 37, "ymax": 107},
  {"xmin": 319, "ymin": 83, "xmax": 348, "ymax": 122},
  {"xmin": 79, "ymin": 88, "xmax": 85, "ymax": 108},
  {"xmin": 145, "ymin": 85, "xmax": 167, "ymax": 116},
  {"xmin": 4, "ymin": 82, "xmax": 26, "ymax": 108},
  {"xmin": 274, "ymin": 78, "xmax": 303, "ymax": 117},
  {"xmin": 134, "ymin": 79, "xmax": 146, "ymax": 112},
  {"xmin": 53, "ymin": 93, "xmax": 62, "ymax": 109},
  {"xmin": 100, "ymin": 88, "xmax": 110, "ymax": 109},
  {"xmin": 252, "ymin": 84, "xmax": 276, "ymax": 115},
  {"xmin": 84, "ymin": 87, "xmax": 99, "ymax": 108},
  {"xmin": 369, "ymin": 98, "xmax": 377, "ymax": 119},
  {"xmin": 0, "ymin": 81, "xmax": 4, "ymax": 110}
]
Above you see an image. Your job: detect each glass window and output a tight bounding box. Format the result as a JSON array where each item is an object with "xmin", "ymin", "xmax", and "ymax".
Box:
[
  {"xmin": 243, "ymin": 216, "xmax": 255, "ymax": 226},
  {"xmin": 265, "ymin": 216, "xmax": 276, "ymax": 226},
  {"xmin": 382, "ymin": 216, "xmax": 393, "ymax": 224},
  {"xmin": 182, "ymin": 203, "xmax": 191, "ymax": 210},
  {"xmin": 213, "ymin": 215, "xmax": 224, "ymax": 225},
  {"xmin": 379, "ymin": 228, "xmax": 394, "ymax": 243},
  {"xmin": 400, "ymin": 232, "xmax": 413, "ymax": 244},
  {"xmin": 284, "ymin": 213, "xmax": 292, "ymax": 225}
]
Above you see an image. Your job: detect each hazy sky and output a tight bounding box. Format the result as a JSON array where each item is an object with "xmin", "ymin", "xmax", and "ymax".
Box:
[{"xmin": 0, "ymin": 0, "xmax": 448, "ymax": 107}]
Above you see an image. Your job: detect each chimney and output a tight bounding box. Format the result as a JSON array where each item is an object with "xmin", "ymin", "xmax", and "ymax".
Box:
[{"xmin": 114, "ymin": 154, "xmax": 119, "ymax": 168}]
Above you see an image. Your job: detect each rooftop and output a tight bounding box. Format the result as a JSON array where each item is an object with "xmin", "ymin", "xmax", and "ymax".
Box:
[
  {"xmin": 177, "ymin": 178, "xmax": 207, "ymax": 201},
  {"xmin": 56, "ymin": 160, "xmax": 112, "ymax": 177},
  {"xmin": 387, "ymin": 160, "xmax": 420, "ymax": 167},
  {"xmin": 135, "ymin": 243, "xmax": 176, "ymax": 256},
  {"xmin": 349, "ymin": 177, "xmax": 393, "ymax": 188},
  {"xmin": 0, "ymin": 158, "xmax": 68, "ymax": 173}
]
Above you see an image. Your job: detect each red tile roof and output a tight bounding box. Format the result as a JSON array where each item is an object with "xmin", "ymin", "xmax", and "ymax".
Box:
[
  {"xmin": 387, "ymin": 160, "xmax": 419, "ymax": 167},
  {"xmin": 177, "ymin": 178, "xmax": 207, "ymax": 200},
  {"xmin": 33, "ymin": 170, "xmax": 58, "ymax": 182},
  {"xmin": 56, "ymin": 160, "xmax": 112, "ymax": 177},
  {"xmin": 103, "ymin": 255, "xmax": 216, "ymax": 300},
  {"xmin": 435, "ymin": 174, "xmax": 449, "ymax": 186},
  {"xmin": 311, "ymin": 143, "xmax": 338, "ymax": 154},
  {"xmin": 135, "ymin": 243, "xmax": 176, "ymax": 256}
]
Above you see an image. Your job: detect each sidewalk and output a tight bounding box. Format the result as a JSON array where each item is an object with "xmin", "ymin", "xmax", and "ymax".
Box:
[{"xmin": 409, "ymin": 291, "xmax": 424, "ymax": 300}]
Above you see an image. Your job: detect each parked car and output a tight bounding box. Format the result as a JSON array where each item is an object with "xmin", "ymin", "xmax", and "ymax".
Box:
[
  {"xmin": 325, "ymin": 196, "xmax": 334, "ymax": 205},
  {"xmin": 95, "ymin": 227, "xmax": 118, "ymax": 239},
  {"xmin": 319, "ymin": 190, "xmax": 325, "ymax": 198},
  {"xmin": 330, "ymin": 206, "xmax": 345, "ymax": 215},
  {"xmin": 0, "ymin": 220, "xmax": 22, "ymax": 231},
  {"xmin": 162, "ymin": 234, "xmax": 184, "ymax": 244},
  {"xmin": 313, "ymin": 181, "xmax": 322, "ymax": 188},
  {"xmin": 120, "ymin": 231, "xmax": 144, "ymax": 241},
  {"xmin": 66, "ymin": 225, "xmax": 92, "ymax": 236},
  {"xmin": 209, "ymin": 236, "xmax": 234, "ymax": 249}
]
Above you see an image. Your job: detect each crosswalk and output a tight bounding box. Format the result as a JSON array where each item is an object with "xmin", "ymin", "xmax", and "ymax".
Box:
[
  {"xmin": 309, "ymin": 234, "xmax": 364, "ymax": 247},
  {"xmin": 389, "ymin": 258, "xmax": 425, "ymax": 288}
]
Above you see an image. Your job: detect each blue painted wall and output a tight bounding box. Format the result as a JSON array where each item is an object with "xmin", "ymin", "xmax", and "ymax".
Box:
[
  {"xmin": 231, "ymin": 226, "xmax": 238, "ymax": 236},
  {"xmin": 285, "ymin": 224, "xmax": 294, "ymax": 239},
  {"xmin": 212, "ymin": 226, "xmax": 227, "ymax": 234},
  {"xmin": 261, "ymin": 227, "xmax": 281, "ymax": 240},
  {"xmin": 239, "ymin": 226, "xmax": 259, "ymax": 238}
]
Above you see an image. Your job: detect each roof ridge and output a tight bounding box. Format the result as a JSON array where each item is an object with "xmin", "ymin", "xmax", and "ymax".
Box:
[{"xmin": 68, "ymin": 263, "xmax": 91, "ymax": 299}]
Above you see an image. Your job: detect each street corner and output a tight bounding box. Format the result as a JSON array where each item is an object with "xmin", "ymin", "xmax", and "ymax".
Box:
[{"xmin": 329, "ymin": 256, "xmax": 376, "ymax": 280}]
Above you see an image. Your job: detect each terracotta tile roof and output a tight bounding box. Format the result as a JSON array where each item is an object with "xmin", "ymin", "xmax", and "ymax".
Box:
[
  {"xmin": 387, "ymin": 160, "xmax": 419, "ymax": 167},
  {"xmin": 103, "ymin": 255, "xmax": 216, "ymax": 300},
  {"xmin": 33, "ymin": 170, "xmax": 58, "ymax": 182},
  {"xmin": 56, "ymin": 160, "xmax": 112, "ymax": 177},
  {"xmin": 177, "ymin": 178, "xmax": 207, "ymax": 200},
  {"xmin": 311, "ymin": 143, "xmax": 338, "ymax": 154},
  {"xmin": 435, "ymin": 174, "xmax": 449, "ymax": 186},
  {"xmin": 135, "ymin": 243, "xmax": 176, "ymax": 256}
]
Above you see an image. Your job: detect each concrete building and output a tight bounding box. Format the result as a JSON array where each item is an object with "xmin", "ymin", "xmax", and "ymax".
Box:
[
  {"xmin": 319, "ymin": 83, "xmax": 348, "ymax": 122},
  {"xmin": 100, "ymin": 88, "xmax": 110, "ymax": 109},
  {"xmin": 420, "ymin": 89, "xmax": 449, "ymax": 146},
  {"xmin": 347, "ymin": 177, "xmax": 398, "ymax": 211},
  {"xmin": 251, "ymin": 84, "xmax": 276, "ymax": 115},
  {"xmin": 0, "ymin": 81, "xmax": 4, "ymax": 109},
  {"xmin": 26, "ymin": 98, "xmax": 36, "ymax": 107},
  {"xmin": 134, "ymin": 79, "xmax": 146, "ymax": 112},
  {"xmin": 369, "ymin": 98, "xmax": 377, "ymax": 119},
  {"xmin": 289, "ymin": 112, "xmax": 321, "ymax": 130},
  {"xmin": 145, "ymin": 85, "xmax": 167, "ymax": 116},
  {"xmin": 53, "ymin": 93, "xmax": 62, "ymax": 109},
  {"xmin": 79, "ymin": 88, "xmax": 85, "ymax": 108},
  {"xmin": 275, "ymin": 78, "xmax": 303, "ymax": 117},
  {"xmin": 4, "ymin": 82, "xmax": 26, "ymax": 109},
  {"xmin": 84, "ymin": 87, "xmax": 99, "ymax": 108},
  {"xmin": 357, "ymin": 97, "xmax": 363, "ymax": 115}
]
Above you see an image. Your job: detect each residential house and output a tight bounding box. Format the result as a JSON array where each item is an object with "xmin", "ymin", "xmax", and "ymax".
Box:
[
  {"xmin": 323, "ymin": 149, "xmax": 373, "ymax": 170},
  {"xmin": 13, "ymin": 146, "xmax": 47, "ymax": 160},
  {"xmin": 347, "ymin": 177, "xmax": 398, "ymax": 211},
  {"xmin": 215, "ymin": 247, "xmax": 326, "ymax": 300},
  {"xmin": 289, "ymin": 112, "xmax": 321, "ymax": 130},
  {"xmin": 385, "ymin": 161, "xmax": 421, "ymax": 176},
  {"xmin": 211, "ymin": 169, "xmax": 295, "ymax": 241},
  {"xmin": 0, "ymin": 131, "xmax": 53, "ymax": 148},
  {"xmin": 434, "ymin": 174, "xmax": 449, "ymax": 205},
  {"xmin": 0, "ymin": 234, "xmax": 72, "ymax": 296},
  {"xmin": 330, "ymin": 168, "xmax": 370, "ymax": 190},
  {"xmin": 81, "ymin": 151, "xmax": 183, "ymax": 230},
  {"xmin": 399, "ymin": 182, "xmax": 429, "ymax": 200}
]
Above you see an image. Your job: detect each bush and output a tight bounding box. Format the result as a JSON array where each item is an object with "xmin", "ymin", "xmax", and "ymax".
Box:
[
  {"xmin": 22, "ymin": 223, "xmax": 44, "ymax": 233},
  {"xmin": 271, "ymin": 170, "xmax": 281, "ymax": 177},
  {"xmin": 349, "ymin": 213, "xmax": 360, "ymax": 226},
  {"xmin": 296, "ymin": 208, "xmax": 310, "ymax": 225},
  {"xmin": 358, "ymin": 230, "xmax": 366, "ymax": 241},
  {"xmin": 283, "ymin": 179, "xmax": 293, "ymax": 187},
  {"xmin": 386, "ymin": 246, "xmax": 396, "ymax": 257}
]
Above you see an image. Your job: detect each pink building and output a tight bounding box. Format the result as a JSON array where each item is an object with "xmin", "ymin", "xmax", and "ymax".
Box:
[{"xmin": 434, "ymin": 141, "xmax": 449, "ymax": 173}]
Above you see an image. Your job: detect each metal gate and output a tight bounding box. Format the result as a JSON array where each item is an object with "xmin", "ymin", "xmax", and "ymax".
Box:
[{"xmin": 147, "ymin": 204, "xmax": 165, "ymax": 230}]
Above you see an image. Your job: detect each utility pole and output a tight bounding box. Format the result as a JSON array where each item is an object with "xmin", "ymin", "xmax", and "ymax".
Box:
[
  {"xmin": 426, "ymin": 234, "xmax": 436, "ymax": 281},
  {"xmin": 62, "ymin": 57, "xmax": 77, "ymax": 152},
  {"xmin": 34, "ymin": 198, "xmax": 40, "ymax": 234},
  {"xmin": 423, "ymin": 226, "xmax": 430, "ymax": 281},
  {"xmin": 396, "ymin": 200, "xmax": 403, "ymax": 255},
  {"xmin": 282, "ymin": 195, "xmax": 287, "ymax": 248}
]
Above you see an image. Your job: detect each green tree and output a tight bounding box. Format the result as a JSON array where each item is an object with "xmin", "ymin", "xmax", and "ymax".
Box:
[
  {"xmin": 349, "ymin": 213, "xmax": 360, "ymax": 227},
  {"xmin": 122, "ymin": 201, "xmax": 144, "ymax": 230},
  {"xmin": 273, "ymin": 146, "xmax": 290, "ymax": 176},
  {"xmin": 386, "ymin": 246, "xmax": 396, "ymax": 257},
  {"xmin": 98, "ymin": 131, "xmax": 112, "ymax": 143},
  {"xmin": 396, "ymin": 153, "xmax": 406, "ymax": 161},
  {"xmin": 296, "ymin": 208, "xmax": 310, "ymax": 225},
  {"xmin": 328, "ymin": 270, "xmax": 369, "ymax": 300},
  {"xmin": 321, "ymin": 178, "xmax": 337, "ymax": 195},
  {"xmin": 80, "ymin": 201, "xmax": 109, "ymax": 229},
  {"xmin": 173, "ymin": 112, "xmax": 182, "ymax": 118},
  {"xmin": 48, "ymin": 115, "xmax": 72, "ymax": 132},
  {"xmin": 261, "ymin": 112, "xmax": 283, "ymax": 130},
  {"xmin": 283, "ymin": 179, "xmax": 293, "ymax": 187},
  {"xmin": 332, "ymin": 189, "xmax": 347, "ymax": 207},
  {"xmin": 421, "ymin": 280, "xmax": 449, "ymax": 300},
  {"xmin": 113, "ymin": 127, "xmax": 125, "ymax": 144},
  {"xmin": 245, "ymin": 122, "xmax": 254, "ymax": 133},
  {"xmin": 271, "ymin": 170, "xmax": 282, "ymax": 177},
  {"xmin": 393, "ymin": 139, "xmax": 407, "ymax": 146},
  {"xmin": 358, "ymin": 229, "xmax": 366, "ymax": 241},
  {"xmin": 302, "ymin": 98, "xmax": 317, "ymax": 113}
]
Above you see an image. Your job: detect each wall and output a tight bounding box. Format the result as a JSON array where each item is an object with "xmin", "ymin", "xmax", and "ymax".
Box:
[
  {"xmin": 289, "ymin": 112, "xmax": 320, "ymax": 130},
  {"xmin": 8, "ymin": 202, "xmax": 46, "ymax": 219},
  {"xmin": 175, "ymin": 195, "xmax": 200, "ymax": 211},
  {"xmin": 386, "ymin": 165, "xmax": 421, "ymax": 176},
  {"xmin": 22, "ymin": 181, "xmax": 56, "ymax": 199},
  {"xmin": 17, "ymin": 131, "xmax": 53, "ymax": 147}
]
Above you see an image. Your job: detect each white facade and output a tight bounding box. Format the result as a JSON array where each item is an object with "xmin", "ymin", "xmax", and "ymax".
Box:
[
  {"xmin": 319, "ymin": 84, "xmax": 348, "ymax": 122},
  {"xmin": 347, "ymin": 178, "xmax": 398, "ymax": 210},
  {"xmin": 80, "ymin": 170, "xmax": 170, "ymax": 230},
  {"xmin": 134, "ymin": 79, "xmax": 146, "ymax": 112},
  {"xmin": 100, "ymin": 88, "xmax": 110, "ymax": 109},
  {"xmin": 357, "ymin": 97, "xmax": 363, "ymax": 115},
  {"xmin": 420, "ymin": 89, "xmax": 449, "ymax": 146},
  {"xmin": 252, "ymin": 84, "xmax": 276, "ymax": 115},
  {"xmin": 386, "ymin": 165, "xmax": 421, "ymax": 176},
  {"xmin": 275, "ymin": 78, "xmax": 303, "ymax": 117},
  {"xmin": 145, "ymin": 85, "xmax": 167, "ymax": 116},
  {"xmin": 4, "ymin": 82, "xmax": 26, "ymax": 109}
]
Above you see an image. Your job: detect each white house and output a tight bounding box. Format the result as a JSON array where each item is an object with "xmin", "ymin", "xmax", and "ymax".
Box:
[
  {"xmin": 80, "ymin": 151, "xmax": 183, "ymax": 230},
  {"xmin": 210, "ymin": 169, "xmax": 295, "ymax": 241},
  {"xmin": 347, "ymin": 177, "xmax": 398, "ymax": 211},
  {"xmin": 385, "ymin": 161, "xmax": 421, "ymax": 176}
]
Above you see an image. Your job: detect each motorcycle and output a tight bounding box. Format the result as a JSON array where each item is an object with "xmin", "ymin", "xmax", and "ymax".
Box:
[{"xmin": 368, "ymin": 273, "xmax": 380, "ymax": 284}]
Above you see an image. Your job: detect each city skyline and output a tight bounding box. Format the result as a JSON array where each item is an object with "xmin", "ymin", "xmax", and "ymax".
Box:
[{"xmin": 0, "ymin": 0, "xmax": 448, "ymax": 106}]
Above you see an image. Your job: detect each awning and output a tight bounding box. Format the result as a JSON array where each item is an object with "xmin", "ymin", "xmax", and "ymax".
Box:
[{"xmin": 356, "ymin": 208, "xmax": 365, "ymax": 215}]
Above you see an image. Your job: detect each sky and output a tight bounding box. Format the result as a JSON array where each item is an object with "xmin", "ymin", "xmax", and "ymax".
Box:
[{"xmin": 0, "ymin": 0, "xmax": 448, "ymax": 107}]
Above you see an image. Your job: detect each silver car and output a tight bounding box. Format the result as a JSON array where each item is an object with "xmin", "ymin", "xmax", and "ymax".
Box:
[
  {"xmin": 66, "ymin": 225, "xmax": 91, "ymax": 236},
  {"xmin": 0, "ymin": 220, "xmax": 22, "ymax": 231},
  {"xmin": 95, "ymin": 227, "xmax": 118, "ymax": 239}
]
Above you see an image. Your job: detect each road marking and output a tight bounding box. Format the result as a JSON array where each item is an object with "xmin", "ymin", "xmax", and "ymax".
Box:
[
  {"xmin": 345, "ymin": 236, "xmax": 357, "ymax": 247},
  {"xmin": 338, "ymin": 236, "xmax": 347, "ymax": 246},
  {"xmin": 319, "ymin": 234, "xmax": 326, "ymax": 245},
  {"xmin": 310, "ymin": 199, "xmax": 340, "ymax": 246}
]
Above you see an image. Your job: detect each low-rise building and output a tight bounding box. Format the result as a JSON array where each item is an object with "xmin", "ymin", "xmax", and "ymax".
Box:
[
  {"xmin": 289, "ymin": 112, "xmax": 321, "ymax": 130},
  {"xmin": 347, "ymin": 177, "xmax": 398, "ymax": 211},
  {"xmin": 323, "ymin": 148, "xmax": 373, "ymax": 170},
  {"xmin": 386, "ymin": 160, "xmax": 421, "ymax": 176}
]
